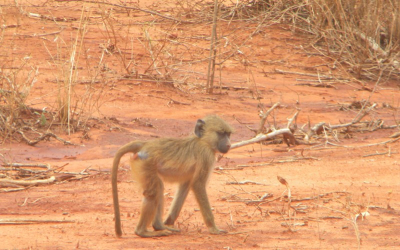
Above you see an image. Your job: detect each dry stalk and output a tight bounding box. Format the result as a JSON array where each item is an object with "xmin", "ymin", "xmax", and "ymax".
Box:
[{"xmin": 206, "ymin": 0, "xmax": 219, "ymax": 94}]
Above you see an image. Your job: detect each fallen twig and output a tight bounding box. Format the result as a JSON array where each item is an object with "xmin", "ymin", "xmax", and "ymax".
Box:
[
  {"xmin": 27, "ymin": 12, "xmax": 77, "ymax": 22},
  {"xmin": 226, "ymin": 180, "xmax": 266, "ymax": 186},
  {"xmin": 326, "ymin": 137, "xmax": 400, "ymax": 148},
  {"xmin": 17, "ymin": 131, "xmax": 75, "ymax": 146},
  {"xmin": 1, "ymin": 163, "xmax": 50, "ymax": 170},
  {"xmin": 295, "ymin": 82, "xmax": 337, "ymax": 89},
  {"xmin": 291, "ymin": 191, "xmax": 350, "ymax": 202},
  {"xmin": 0, "ymin": 176, "xmax": 56, "ymax": 186},
  {"xmin": 329, "ymin": 103, "xmax": 377, "ymax": 130},
  {"xmin": 16, "ymin": 28, "xmax": 64, "ymax": 37},
  {"xmin": 232, "ymin": 128, "xmax": 294, "ymax": 149},
  {"xmin": 363, "ymin": 149, "xmax": 397, "ymax": 158},
  {"xmin": 236, "ymin": 156, "xmax": 319, "ymax": 168},
  {"xmin": 0, "ymin": 187, "xmax": 28, "ymax": 192},
  {"xmin": 168, "ymin": 98, "xmax": 191, "ymax": 106},
  {"xmin": 245, "ymin": 193, "xmax": 274, "ymax": 204},
  {"xmin": 275, "ymin": 69, "xmax": 345, "ymax": 80},
  {"xmin": 0, "ymin": 219, "xmax": 75, "ymax": 225}
]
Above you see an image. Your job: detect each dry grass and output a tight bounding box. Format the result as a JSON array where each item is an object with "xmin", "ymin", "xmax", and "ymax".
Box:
[
  {"xmin": 221, "ymin": 0, "xmax": 400, "ymax": 81},
  {"xmin": 0, "ymin": 3, "xmax": 107, "ymax": 143},
  {"xmin": 309, "ymin": 0, "xmax": 399, "ymax": 80},
  {"xmin": 1, "ymin": 0, "xmax": 398, "ymax": 144},
  {"xmin": 0, "ymin": 60, "xmax": 38, "ymax": 143}
]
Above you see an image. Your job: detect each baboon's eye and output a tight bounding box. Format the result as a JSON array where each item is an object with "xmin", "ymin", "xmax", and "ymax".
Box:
[{"xmin": 218, "ymin": 131, "xmax": 230, "ymax": 137}]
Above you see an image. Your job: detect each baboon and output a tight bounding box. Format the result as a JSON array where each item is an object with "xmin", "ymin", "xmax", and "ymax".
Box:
[{"xmin": 112, "ymin": 115, "xmax": 234, "ymax": 238}]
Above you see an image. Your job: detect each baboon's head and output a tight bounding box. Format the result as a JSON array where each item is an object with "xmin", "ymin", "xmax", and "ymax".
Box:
[{"xmin": 195, "ymin": 115, "xmax": 233, "ymax": 154}]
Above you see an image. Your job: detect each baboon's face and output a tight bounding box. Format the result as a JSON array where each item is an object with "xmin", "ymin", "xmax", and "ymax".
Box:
[
  {"xmin": 216, "ymin": 131, "xmax": 231, "ymax": 154},
  {"xmin": 194, "ymin": 115, "xmax": 234, "ymax": 154}
]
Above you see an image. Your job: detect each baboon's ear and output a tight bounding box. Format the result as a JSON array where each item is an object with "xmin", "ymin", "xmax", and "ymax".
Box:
[{"xmin": 194, "ymin": 119, "xmax": 206, "ymax": 137}]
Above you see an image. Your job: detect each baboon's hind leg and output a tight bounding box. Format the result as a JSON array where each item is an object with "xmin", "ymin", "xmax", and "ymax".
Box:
[
  {"xmin": 152, "ymin": 181, "xmax": 180, "ymax": 233},
  {"xmin": 135, "ymin": 176, "xmax": 173, "ymax": 237}
]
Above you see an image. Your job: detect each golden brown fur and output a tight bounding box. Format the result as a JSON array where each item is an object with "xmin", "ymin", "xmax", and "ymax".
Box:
[{"xmin": 112, "ymin": 115, "xmax": 233, "ymax": 237}]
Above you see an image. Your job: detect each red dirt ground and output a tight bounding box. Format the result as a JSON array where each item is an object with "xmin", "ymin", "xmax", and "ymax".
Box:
[{"xmin": 1, "ymin": 1, "xmax": 399, "ymax": 249}]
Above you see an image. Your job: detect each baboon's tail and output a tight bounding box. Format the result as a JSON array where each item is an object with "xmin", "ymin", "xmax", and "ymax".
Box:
[{"xmin": 112, "ymin": 140, "xmax": 145, "ymax": 237}]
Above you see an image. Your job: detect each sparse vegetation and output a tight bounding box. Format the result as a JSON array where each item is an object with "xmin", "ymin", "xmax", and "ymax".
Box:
[
  {"xmin": 1, "ymin": 0, "xmax": 399, "ymax": 144},
  {"xmin": 0, "ymin": 1, "xmax": 399, "ymax": 249}
]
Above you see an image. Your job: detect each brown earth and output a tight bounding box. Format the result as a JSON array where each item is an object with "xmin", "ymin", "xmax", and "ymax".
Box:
[{"xmin": 1, "ymin": 1, "xmax": 399, "ymax": 249}]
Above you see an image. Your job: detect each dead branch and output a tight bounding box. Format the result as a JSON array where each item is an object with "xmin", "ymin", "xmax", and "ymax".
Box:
[
  {"xmin": 231, "ymin": 106, "xmax": 300, "ymax": 149},
  {"xmin": 329, "ymin": 103, "xmax": 377, "ymax": 130},
  {"xmin": 236, "ymin": 156, "xmax": 319, "ymax": 168},
  {"xmin": 17, "ymin": 131, "xmax": 75, "ymax": 146},
  {"xmin": 326, "ymin": 136, "xmax": 400, "ymax": 148},
  {"xmin": 245, "ymin": 193, "xmax": 274, "ymax": 204},
  {"xmin": 0, "ymin": 176, "xmax": 56, "ymax": 186},
  {"xmin": 291, "ymin": 191, "xmax": 350, "ymax": 202},
  {"xmin": 275, "ymin": 69, "xmax": 345, "ymax": 80},
  {"xmin": 26, "ymin": 12, "xmax": 77, "ymax": 22},
  {"xmin": 301, "ymin": 103, "xmax": 377, "ymax": 142},
  {"xmin": 0, "ymin": 219, "xmax": 75, "ymax": 225},
  {"xmin": 1, "ymin": 163, "xmax": 50, "ymax": 170},
  {"xmin": 281, "ymin": 222, "xmax": 307, "ymax": 227},
  {"xmin": 0, "ymin": 187, "xmax": 28, "ymax": 192},
  {"xmin": 363, "ymin": 149, "xmax": 397, "ymax": 158},
  {"xmin": 0, "ymin": 162, "xmax": 105, "ymax": 192},
  {"xmin": 16, "ymin": 28, "xmax": 64, "ymax": 37},
  {"xmin": 167, "ymin": 98, "xmax": 190, "ymax": 106},
  {"xmin": 295, "ymin": 82, "xmax": 337, "ymax": 89},
  {"xmin": 234, "ymin": 109, "xmax": 299, "ymax": 149},
  {"xmin": 231, "ymin": 128, "xmax": 293, "ymax": 149},
  {"xmin": 1, "ymin": 24, "xmax": 20, "ymax": 29},
  {"xmin": 311, "ymin": 122, "xmax": 325, "ymax": 135},
  {"xmin": 302, "ymin": 122, "xmax": 326, "ymax": 141},
  {"xmin": 250, "ymin": 196, "xmax": 283, "ymax": 206},
  {"xmin": 287, "ymin": 110, "xmax": 300, "ymax": 131},
  {"xmin": 226, "ymin": 180, "xmax": 266, "ymax": 186},
  {"xmin": 257, "ymin": 102, "xmax": 280, "ymax": 134},
  {"xmin": 390, "ymin": 131, "xmax": 400, "ymax": 138},
  {"xmin": 353, "ymin": 29, "xmax": 388, "ymax": 58}
]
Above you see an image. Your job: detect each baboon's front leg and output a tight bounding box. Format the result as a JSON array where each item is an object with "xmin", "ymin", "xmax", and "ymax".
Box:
[{"xmin": 164, "ymin": 181, "xmax": 191, "ymax": 227}]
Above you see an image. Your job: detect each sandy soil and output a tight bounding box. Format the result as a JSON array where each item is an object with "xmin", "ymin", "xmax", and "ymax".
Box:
[{"xmin": 1, "ymin": 1, "xmax": 399, "ymax": 249}]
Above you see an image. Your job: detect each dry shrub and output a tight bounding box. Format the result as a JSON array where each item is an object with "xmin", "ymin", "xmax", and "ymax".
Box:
[
  {"xmin": 309, "ymin": 0, "xmax": 400, "ymax": 80},
  {"xmin": 0, "ymin": 61, "xmax": 38, "ymax": 143},
  {"xmin": 222, "ymin": 0, "xmax": 400, "ymax": 81},
  {"xmin": 0, "ymin": 7, "xmax": 107, "ymax": 144}
]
